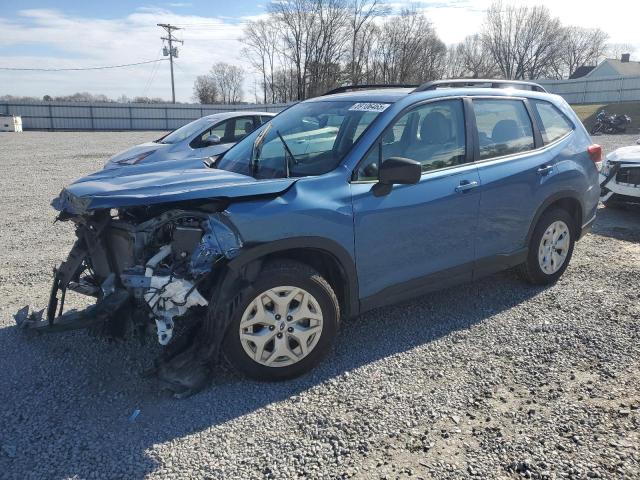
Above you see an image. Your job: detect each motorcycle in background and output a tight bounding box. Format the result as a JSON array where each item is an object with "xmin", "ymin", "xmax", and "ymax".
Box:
[{"xmin": 590, "ymin": 110, "xmax": 632, "ymax": 134}]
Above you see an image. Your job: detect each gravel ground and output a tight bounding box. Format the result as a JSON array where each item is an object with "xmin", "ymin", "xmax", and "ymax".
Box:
[{"xmin": 0, "ymin": 131, "xmax": 638, "ymax": 480}]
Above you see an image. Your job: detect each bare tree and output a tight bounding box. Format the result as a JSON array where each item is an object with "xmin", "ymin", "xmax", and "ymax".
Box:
[
  {"xmin": 242, "ymin": 20, "xmax": 279, "ymax": 103},
  {"xmin": 269, "ymin": 0, "xmax": 310, "ymax": 100},
  {"xmin": 606, "ymin": 43, "xmax": 636, "ymax": 60},
  {"xmin": 193, "ymin": 74, "xmax": 218, "ymax": 104},
  {"xmin": 482, "ymin": 1, "xmax": 564, "ymax": 79},
  {"xmin": 457, "ymin": 34, "xmax": 500, "ymax": 78},
  {"xmin": 211, "ymin": 62, "xmax": 245, "ymax": 104},
  {"xmin": 374, "ymin": 8, "xmax": 447, "ymax": 84},
  {"xmin": 553, "ymin": 26, "xmax": 608, "ymax": 78},
  {"xmin": 444, "ymin": 44, "xmax": 466, "ymax": 79},
  {"xmin": 346, "ymin": 0, "xmax": 387, "ymax": 84}
]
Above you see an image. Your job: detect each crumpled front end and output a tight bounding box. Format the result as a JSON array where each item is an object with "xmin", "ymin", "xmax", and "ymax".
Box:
[
  {"xmin": 600, "ymin": 156, "xmax": 640, "ymax": 204},
  {"xmin": 15, "ymin": 204, "xmax": 243, "ymax": 395}
]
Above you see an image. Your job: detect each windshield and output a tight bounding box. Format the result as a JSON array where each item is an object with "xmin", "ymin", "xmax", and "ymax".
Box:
[
  {"xmin": 216, "ymin": 101, "xmax": 388, "ymax": 179},
  {"xmin": 158, "ymin": 117, "xmax": 214, "ymax": 144}
]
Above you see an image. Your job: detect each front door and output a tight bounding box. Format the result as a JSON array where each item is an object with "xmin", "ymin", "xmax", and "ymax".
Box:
[
  {"xmin": 188, "ymin": 116, "xmax": 258, "ymax": 158},
  {"xmin": 351, "ymin": 99, "xmax": 481, "ymax": 307}
]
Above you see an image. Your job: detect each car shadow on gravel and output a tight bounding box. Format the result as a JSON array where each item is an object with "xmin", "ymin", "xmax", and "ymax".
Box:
[
  {"xmin": 591, "ymin": 205, "xmax": 640, "ymax": 243},
  {"xmin": 1, "ymin": 209, "xmax": 637, "ymax": 478},
  {"xmin": 0, "ymin": 268, "xmax": 554, "ymax": 478}
]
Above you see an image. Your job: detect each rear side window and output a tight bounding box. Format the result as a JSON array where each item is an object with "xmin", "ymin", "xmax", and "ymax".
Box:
[
  {"xmin": 531, "ymin": 100, "xmax": 574, "ymax": 144},
  {"xmin": 473, "ymin": 99, "xmax": 534, "ymax": 160}
]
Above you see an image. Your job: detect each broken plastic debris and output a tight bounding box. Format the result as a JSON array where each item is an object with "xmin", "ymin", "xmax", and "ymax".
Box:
[
  {"xmin": 128, "ymin": 408, "xmax": 141, "ymax": 422},
  {"xmin": 189, "ymin": 216, "xmax": 243, "ymax": 276}
]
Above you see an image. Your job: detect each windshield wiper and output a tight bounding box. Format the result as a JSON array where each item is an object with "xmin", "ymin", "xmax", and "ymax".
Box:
[
  {"xmin": 251, "ymin": 123, "xmax": 272, "ymax": 176},
  {"xmin": 276, "ymin": 129, "xmax": 298, "ymax": 178}
]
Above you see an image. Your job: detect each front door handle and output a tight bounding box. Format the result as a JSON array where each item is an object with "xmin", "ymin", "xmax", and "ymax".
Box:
[
  {"xmin": 455, "ymin": 180, "xmax": 479, "ymax": 193},
  {"xmin": 537, "ymin": 164, "xmax": 554, "ymax": 176}
]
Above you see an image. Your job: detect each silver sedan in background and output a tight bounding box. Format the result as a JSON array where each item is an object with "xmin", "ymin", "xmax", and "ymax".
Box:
[{"xmin": 104, "ymin": 111, "xmax": 275, "ymax": 169}]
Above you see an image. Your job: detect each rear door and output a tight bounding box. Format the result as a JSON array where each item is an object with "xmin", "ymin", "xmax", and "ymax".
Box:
[
  {"xmin": 351, "ymin": 98, "xmax": 481, "ymax": 307},
  {"xmin": 471, "ymin": 97, "xmax": 548, "ymax": 272}
]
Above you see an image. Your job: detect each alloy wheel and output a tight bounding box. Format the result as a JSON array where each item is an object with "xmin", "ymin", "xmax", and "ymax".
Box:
[
  {"xmin": 239, "ymin": 286, "xmax": 324, "ymax": 367},
  {"xmin": 538, "ymin": 220, "xmax": 570, "ymax": 275}
]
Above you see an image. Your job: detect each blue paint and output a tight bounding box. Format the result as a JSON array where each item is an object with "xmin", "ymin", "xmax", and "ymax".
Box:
[{"xmin": 52, "ymin": 85, "xmax": 599, "ymax": 306}]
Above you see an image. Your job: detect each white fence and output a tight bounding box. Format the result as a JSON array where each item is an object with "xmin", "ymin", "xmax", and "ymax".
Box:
[
  {"xmin": 537, "ymin": 75, "xmax": 640, "ymax": 104},
  {"xmin": 3, "ymin": 76, "xmax": 640, "ymax": 131},
  {"xmin": 0, "ymin": 101, "xmax": 291, "ymax": 131}
]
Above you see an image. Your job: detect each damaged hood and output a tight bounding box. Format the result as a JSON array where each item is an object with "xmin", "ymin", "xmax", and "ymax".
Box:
[
  {"xmin": 606, "ymin": 145, "xmax": 640, "ymax": 164},
  {"xmin": 53, "ymin": 164, "xmax": 297, "ymax": 214}
]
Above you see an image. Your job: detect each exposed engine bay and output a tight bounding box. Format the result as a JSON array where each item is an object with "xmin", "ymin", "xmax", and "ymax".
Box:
[{"xmin": 15, "ymin": 204, "xmax": 243, "ymax": 397}]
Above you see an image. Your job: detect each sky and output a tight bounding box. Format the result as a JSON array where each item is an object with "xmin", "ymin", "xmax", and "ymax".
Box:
[{"xmin": 0, "ymin": 0, "xmax": 638, "ymax": 103}]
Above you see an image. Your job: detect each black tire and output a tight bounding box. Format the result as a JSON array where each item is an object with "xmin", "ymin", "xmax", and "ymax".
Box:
[
  {"xmin": 518, "ymin": 207, "xmax": 576, "ymax": 285},
  {"xmin": 590, "ymin": 123, "xmax": 602, "ymax": 135},
  {"xmin": 222, "ymin": 260, "xmax": 339, "ymax": 381}
]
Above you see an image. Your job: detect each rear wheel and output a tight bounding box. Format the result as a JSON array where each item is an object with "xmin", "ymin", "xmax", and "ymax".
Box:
[
  {"xmin": 519, "ymin": 207, "xmax": 576, "ymax": 285},
  {"xmin": 222, "ymin": 261, "xmax": 339, "ymax": 380}
]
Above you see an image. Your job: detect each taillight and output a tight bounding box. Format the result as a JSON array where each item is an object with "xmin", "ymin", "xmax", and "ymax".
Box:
[
  {"xmin": 588, "ymin": 144, "xmax": 602, "ymax": 163},
  {"xmin": 588, "ymin": 144, "xmax": 603, "ymax": 170}
]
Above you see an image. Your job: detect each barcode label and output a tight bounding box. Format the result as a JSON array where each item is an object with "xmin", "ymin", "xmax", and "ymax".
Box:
[{"xmin": 349, "ymin": 103, "xmax": 390, "ymax": 112}]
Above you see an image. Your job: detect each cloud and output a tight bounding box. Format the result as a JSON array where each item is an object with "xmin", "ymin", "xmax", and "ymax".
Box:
[
  {"xmin": 0, "ymin": 8, "xmax": 250, "ymax": 102},
  {"xmin": 1, "ymin": 1, "xmax": 638, "ymax": 102}
]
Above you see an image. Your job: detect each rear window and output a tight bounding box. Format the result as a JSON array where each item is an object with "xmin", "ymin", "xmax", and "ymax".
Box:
[
  {"xmin": 473, "ymin": 99, "xmax": 534, "ymax": 160},
  {"xmin": 531, "ymin": 100, "xmax": 574, "ymax": 144}
]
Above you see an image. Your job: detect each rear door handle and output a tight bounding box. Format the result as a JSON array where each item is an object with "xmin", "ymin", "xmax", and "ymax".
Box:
[
  {"xmin": 537, "ymin": 164, "xmax": 554, "ymax": 176},
  {"xmin": 455, "ymin": 180, "xmax": 479, "ymax": 193}
]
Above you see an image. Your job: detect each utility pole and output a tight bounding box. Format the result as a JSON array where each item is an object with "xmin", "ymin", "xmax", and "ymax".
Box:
[{"xmin": 157, "ymin": 23, "xmax": 183, "ymax": 103}]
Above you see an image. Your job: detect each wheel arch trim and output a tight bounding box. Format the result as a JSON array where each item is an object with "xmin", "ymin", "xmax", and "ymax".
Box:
[
  {"xmin": 226, "ymin": 236, "xmax": 360, "ymax": 317},
  {"xmin": 526, "ymin": 190, "xmax": 585, "ymax": 244}
]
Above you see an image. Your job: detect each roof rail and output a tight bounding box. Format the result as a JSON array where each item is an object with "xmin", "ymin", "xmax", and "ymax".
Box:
[
  {"xmin": 322, "ymin": 84, "xmax": 419, "ymax": 96},
  {"xmin": 413, "ymin": 79, "xmax": 547, "ymax": 93}
]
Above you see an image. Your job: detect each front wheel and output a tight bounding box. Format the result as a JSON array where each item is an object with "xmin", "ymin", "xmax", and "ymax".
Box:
[
  {"xmin": 518, "ymin": 207, "xmax": 576, "ymax": 285},
  {"xmin": 590, "ymin": 123, "xmax": 602, "ymax": 135},
  {"xmin": 222, "ymin": 261, "xmax": 339, "ymax": 380}
]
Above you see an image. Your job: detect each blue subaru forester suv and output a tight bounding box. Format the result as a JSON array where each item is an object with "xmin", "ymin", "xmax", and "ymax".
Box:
[{"xmin": 19, "ymin": 80, "xmax": 600, "ymax": 393}]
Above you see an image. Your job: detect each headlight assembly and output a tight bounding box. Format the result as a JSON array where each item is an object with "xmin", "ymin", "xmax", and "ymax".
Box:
[{"xmin": 114, "ymin": 150, "xmax": 156, "ymax": 166}]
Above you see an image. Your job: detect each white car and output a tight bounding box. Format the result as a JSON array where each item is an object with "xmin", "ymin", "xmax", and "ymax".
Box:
[
  {"xmin": 104, "ymin": 111, "xmax": 275, "ymax": 169},
  {"xmin": 600, "ymin": 145, "xmax": 640, "ymax": 207}
]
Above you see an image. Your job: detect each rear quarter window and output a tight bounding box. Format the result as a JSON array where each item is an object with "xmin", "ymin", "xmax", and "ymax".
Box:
[
  {"xmin": 473, "ymin": 99, "xmax": 534, "ymax": 160},
  {"xmin": 531, "ymin": 100, "xmax": 574, "ymax": 144}
]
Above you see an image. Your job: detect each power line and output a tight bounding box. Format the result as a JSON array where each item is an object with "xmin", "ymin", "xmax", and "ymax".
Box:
[
  {"xmin": 169, "ymin": 22, "xmax": 248, "ymax": 27},
  {"xmin": 141, "ymin": 47, "xmax": 164, "ymax": 98},
  {"xmin": 0, "ymin": 59, "xmax": 167, "ymax": 72}
]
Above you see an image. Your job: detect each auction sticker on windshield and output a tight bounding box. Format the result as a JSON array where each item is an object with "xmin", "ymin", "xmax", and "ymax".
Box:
[{"xmin": 349, "ymin": 103, "xmax": 390, "ymax": 112}]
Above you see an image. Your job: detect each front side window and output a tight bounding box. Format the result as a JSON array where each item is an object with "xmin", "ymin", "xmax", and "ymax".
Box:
[
  {"xmin": 158, "ymin": 117, "xmax": 214, "ymax": 145},
  {"xmin": 193, "ymin": 116, "xmax": 256, "ymax": 148},
  {"xmin": 216, "ymin": 101, "xmax": 387, "ymax": 179},
  {"xmin": 531, "ymin": 100, "xmax": 574, "ymax": 144},
  {"xmin": 356, "ymin": 99, "xmax": 466, "ymax": 180},
  {"xmin": 473, "ymin": 99, "xmax": 534, "ymax": 160}
]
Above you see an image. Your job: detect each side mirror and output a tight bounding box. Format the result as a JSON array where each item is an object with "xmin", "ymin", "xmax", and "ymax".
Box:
[
  {"xmin": 203, "ymin": 155, "xmax": 220, "ymax": 168},
  {"xmin": 373, "ymin": 157, "xmax": 421, "ymax": 196},
  {"xmin": 204, "ymin": 134, "xmax": 221, "ymax": 146}
]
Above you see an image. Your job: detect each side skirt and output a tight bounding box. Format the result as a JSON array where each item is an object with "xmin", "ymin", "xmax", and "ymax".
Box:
[{"xmin": 358, "ymin": 249, "xmax": 528, "ymax": 314}]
